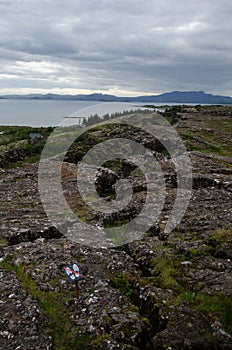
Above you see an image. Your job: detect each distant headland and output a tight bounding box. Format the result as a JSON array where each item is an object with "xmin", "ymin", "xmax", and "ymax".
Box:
[{"xmin": 1, "ymin": 90, "xmax": 232, "ymax": 104}]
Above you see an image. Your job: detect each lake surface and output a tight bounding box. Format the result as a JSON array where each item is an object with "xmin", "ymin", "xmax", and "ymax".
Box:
[
  {"xmin": 0, "ymin": 99, "xmax": 160, "ymax": 127},
  {"xmin": 0, "ymin": 99, "xmax": 195, "ymax": 127}
]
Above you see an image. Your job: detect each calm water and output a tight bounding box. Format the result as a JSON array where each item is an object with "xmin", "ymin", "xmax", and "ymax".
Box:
[{"xmin": 0, "ymin": 99, "xmax": 159, "ymax": 127}]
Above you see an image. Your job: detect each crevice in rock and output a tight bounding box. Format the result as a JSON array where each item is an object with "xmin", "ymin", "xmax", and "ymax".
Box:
[
  {"xmin": 111, "ymin": 244, "xmax": 169, "ymax": 347},
  {"xmin": 7, "ymin": 226, "xmax": 64, "ymax": 246},
  {"xmin": 213, "ymin": 249, "xmax": 229, "ymax": 259},
  {"xmin": 166, "ymin": 173, "xmax": 232, "ymax": 191},
  {"xmin": 207, "ymin": 239, "xmax": 232, "ymax": 260},
  {"xmin": 132, "ymin": 285, "xmax": 168, "ymax": 336}
]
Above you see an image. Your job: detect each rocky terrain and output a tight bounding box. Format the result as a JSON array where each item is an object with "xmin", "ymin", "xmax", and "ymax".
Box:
[{"xmin": 0, "ymin": 105, "xmax": 232, "ymax": 349}]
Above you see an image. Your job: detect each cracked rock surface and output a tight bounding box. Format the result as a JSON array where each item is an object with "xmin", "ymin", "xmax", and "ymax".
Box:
[{"xmin": 0, "ymin": 106, "xmax": 232, "ymax": 349}]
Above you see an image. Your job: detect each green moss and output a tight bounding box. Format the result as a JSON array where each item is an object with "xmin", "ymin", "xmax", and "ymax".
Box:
[
  {"xmin": 93, "ymin": 334, "xmax": 112, "ymax": 347},
  {"xmin": 185, "ymin": 141, "xmax": 204, "ymax": 152},
  {"xmin": 0, "ymin": 238, "xmax": 8, "ymax": 249},
  {"xmin": 75, "ymin": 208, "xmax": 88, "ymax": 222},
  {"xmin": 196, "ymin": 293, "xmax": 232, "ymax": 333},
  {"xmin": 111, "ymin": 272, "xmax": 134, "ymax": 297},
  {"xmin": 211, "ymin": 229, "xmax": 232, "ymax": 243},
  {"xmin": 173, "ymin": 230, "xmax": 201, "ymax": 242},
  {"xmin": 179, "ymin": 289, "xmax": 232, "ymax": 334},
  {"xmin": 179, "ymin": 290, "xmax": 196, "ymax": 303},
  {"xmin": 188, "ymin": 246, "xmax": 212, "ymax": 259},
  {"xmin": 196, "ymin": 281, "xmax": 206, "ymax": 292},
  {"xmin": 74, "ymin": 203, "xmax": 94, "ymax": 222},
  {"xmin": 69, "ymin": 335, "xmax": 92, "ymax": 350},
  {"xmin": 180, "ymin": 132, "xmax": 195, "ymax": 140},
  {"xmin": 150, "ymin": 256, "xmax": 181, "ymax": 291}
]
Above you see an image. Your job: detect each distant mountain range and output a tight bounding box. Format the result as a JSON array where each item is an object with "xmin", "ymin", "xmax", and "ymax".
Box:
[{"xmin": 1, "ymin": 91, "xmax": 232, "ymax": 104}]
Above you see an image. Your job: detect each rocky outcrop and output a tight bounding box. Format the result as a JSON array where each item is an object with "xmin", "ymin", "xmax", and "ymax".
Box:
[
  {"xmin": 0, "ymin": 267, "xmax": 53, "ymax": 350},
  {"xmin": 0, "ymin": 146, "xmax": 29, "ymax": 168},
  {"xmin": 0, "ymin": 106, "xmax": 232, "ymax": 349}
]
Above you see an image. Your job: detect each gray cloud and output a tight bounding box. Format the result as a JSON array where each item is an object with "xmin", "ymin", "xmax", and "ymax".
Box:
[{"xmin": 0, "ymin": 0, "xmax": 231, "ymax": 95}]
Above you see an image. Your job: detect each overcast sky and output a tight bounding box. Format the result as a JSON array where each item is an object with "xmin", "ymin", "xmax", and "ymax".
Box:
[{"xmin": 0, "ymin": 0, "xmax": 231, "ymax": 96}]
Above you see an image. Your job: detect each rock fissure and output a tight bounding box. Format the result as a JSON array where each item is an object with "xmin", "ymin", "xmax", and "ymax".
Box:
[
  {"xmin": 6, "ymin": 226, "xmax": 63, "ymax": 246},
  {"xmin": 1, "ymin": 106, "xmax": 232, "ymax": 349}
]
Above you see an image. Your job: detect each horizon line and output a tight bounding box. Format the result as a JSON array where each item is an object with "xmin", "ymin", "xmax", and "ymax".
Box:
[{"xmin": 1, "ymin": 90, "xmax": 232, "ymax": 98}]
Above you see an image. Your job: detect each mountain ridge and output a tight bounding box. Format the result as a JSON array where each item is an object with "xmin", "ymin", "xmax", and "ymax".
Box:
[{"xmin": 1, "ymin": 90, "xmax": 232, "ymax": 104}]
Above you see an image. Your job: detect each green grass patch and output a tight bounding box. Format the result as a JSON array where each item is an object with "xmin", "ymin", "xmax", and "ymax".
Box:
[
  {"xmin": 180, "ymin": 132, "xmax": 195, "ymax": 140},
  {"xmin": 0, "ymin": 126, "xmax": 53, "ymax": 145},
  {"xmin": 185, "ymin": 141, "xmax": 204, "ymax": 152},
  {"xmin": 187, "ymin": 246, "xmax": 212, "ymax": 259},
  {"xmin": 221, "ymin": 120, "xmax": 232, "ymax": 132},
  {"xmin": 179, "ymin": 289, "xmax": 232, "ymax": 334},
  {"xmin": 111, "ymin": 272, "xmax": 134, "ymax": 297},
  {"xmin": 179, "ymin": 290, "xmax": 196, "ymax": 303},
  {"xmin": 150, "ymin": 256, "xmax": 181, "ymax": 291},
  {"xmin": 196, "ymin": 293, "xmax": 232, "ymax": 333},
  {"xmin": 0, "ymin": 126, "xmax": 55, "ymax": 167},
  {"xmin": 211, "ymin": 229, "xmax": 232, "ymax": 243}
]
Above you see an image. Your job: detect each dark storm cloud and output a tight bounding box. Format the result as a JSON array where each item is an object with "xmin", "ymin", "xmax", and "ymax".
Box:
[{"xmin": 0, "ymin": 0, "xmax": 231, "ymax": 95}]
